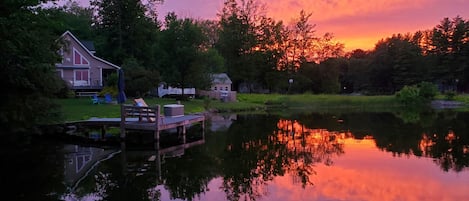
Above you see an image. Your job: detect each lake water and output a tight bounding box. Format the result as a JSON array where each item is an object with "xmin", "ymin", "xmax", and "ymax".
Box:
[{"xmin": 2, "ymin": 111, "xmax": 469, "ymax": 201}]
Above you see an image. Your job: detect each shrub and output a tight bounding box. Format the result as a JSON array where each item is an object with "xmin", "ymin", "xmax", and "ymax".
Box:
[
  {"xmin": 417, "ymin": 82, "xmax": 438, "ymax": 100},
  {"xmin": 395, "ymin": 85, "xmax": 421, "ymax": 105},
  {"xmin": 99, "ymin": 86, "xmax": 118, "ymax": 97},
  {"xmin": 396, "ymin": 82, "xmax": 439, "ymax": 105}
]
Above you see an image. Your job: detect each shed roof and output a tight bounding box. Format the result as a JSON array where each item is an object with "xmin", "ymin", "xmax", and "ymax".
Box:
[{"xmin": 212, "ymin": 73, "xmax": 232, "ymax": 84}]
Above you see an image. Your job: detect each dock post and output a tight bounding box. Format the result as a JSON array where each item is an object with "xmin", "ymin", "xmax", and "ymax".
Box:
[
  {"xmin": 154, "ymin": 130, "xmax": 160, "ymax": 141},
  {"xmin": 120, "ymin": 104, "xmax": 126, "ymax": 139},
  {"xmin": 101, "ymin": 125, "xmax": 106, "ymax": 140},
  {"xmin": 202, "ymin": 119, "xmax": 205, "ymax": 138},
  {"xmin": 182, "ymin": 125, "xmax": 186, "ymax": 143},
  {"xmin": 154, "ymin": 105, "xmax": 160, "ymax": 141}
]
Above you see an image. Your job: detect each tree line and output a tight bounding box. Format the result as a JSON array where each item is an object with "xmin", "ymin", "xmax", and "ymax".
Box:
[
  {"xmin": 1, "ymin": 0, "xmax": 468, "ymax": 131},
  {"xmin": 49, "ymin": 0, "xmax": 468, "ymax": 95}
]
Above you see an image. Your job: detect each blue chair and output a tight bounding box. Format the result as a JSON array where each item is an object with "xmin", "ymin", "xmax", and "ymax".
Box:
[
  {"xmin": 91, "ymin": 94, "xmax": 101, "ymax": 104},
  {"xmin": 104, "ymin": 93, "xmax": 113, "ymax": 104}
]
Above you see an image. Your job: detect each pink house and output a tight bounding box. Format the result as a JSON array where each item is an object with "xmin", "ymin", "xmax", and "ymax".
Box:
[{"xmin": 56, "ymin": 31, "xmax": 120, "ymax": 92}]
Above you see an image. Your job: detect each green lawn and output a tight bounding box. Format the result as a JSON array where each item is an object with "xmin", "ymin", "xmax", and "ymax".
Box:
[
  {"xmin": 56, "ymin": 93, "xmax": 469, "ymax": 122},
  {"xmin": 56, "ymin": 97, "xmax": 205, "ymax": 121}
]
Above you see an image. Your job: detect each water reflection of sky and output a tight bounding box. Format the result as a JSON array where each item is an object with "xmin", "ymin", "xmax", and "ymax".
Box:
[
  {"xmin": 57, "ymin": 114, "xmax": 469, "ymax": 201},
  {"xmin": 157, "ymin": 137, "xmax": 468, "ymax": 201}
]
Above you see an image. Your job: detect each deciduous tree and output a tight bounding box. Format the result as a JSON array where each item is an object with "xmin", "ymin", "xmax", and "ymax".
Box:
[{"xmin": 0, "ymin": 0, "xmax": 63, "ymax": 133}]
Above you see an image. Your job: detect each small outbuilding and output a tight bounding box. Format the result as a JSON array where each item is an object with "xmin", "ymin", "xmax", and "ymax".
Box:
[{"xmin": 198, "ymin": 73, "xmax": 237, "ymax": 102}]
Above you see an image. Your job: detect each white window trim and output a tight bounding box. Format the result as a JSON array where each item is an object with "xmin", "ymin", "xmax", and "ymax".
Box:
[
  {"xmin": 73, "ymin": 69, "xmax": 90, "ymax": 86},
  {"xmin": 99, "ymin": 67, "xmax": 103, "ymax": 86},
  {"xmin": 73, "ymin": 47, "xmax": 90, "ymax": 66}
]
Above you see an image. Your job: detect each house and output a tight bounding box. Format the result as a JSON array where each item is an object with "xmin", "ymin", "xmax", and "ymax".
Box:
[
  {"xmin": 56, "ymin": 31, "xmax": 120, "ymax": 95},
  {"xmin": 198, "ymin": 73, "xmax": 237, "ymax": 102}
]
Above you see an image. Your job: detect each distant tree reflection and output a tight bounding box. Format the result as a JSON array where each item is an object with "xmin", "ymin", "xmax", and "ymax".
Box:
[
  {"xmin": 420, "ymin": 130, "xmax": 469, "ymax": 172},
  {"xmin": 275, "ymin": 120, "xmax": 346, "ymax": 186},
  {"xmin": 219, "ymin": 116, "xmax": 346, "ymax": 201}
]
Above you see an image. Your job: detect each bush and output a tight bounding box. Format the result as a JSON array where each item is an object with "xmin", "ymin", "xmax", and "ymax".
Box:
[
  {"xmin": 99, "ymin": 86, "xmax": 118, "ymax": 97},
  {"xmin": 417, "ymin": 82, "xmax": 438, "ymax": 100},
  {"xmin": 396, "ymin": 85, "xmax": 421, "ymax": 105},
  {"xmin": 396, "ymin": 82, "xmax": 439, "ymax": 105}
]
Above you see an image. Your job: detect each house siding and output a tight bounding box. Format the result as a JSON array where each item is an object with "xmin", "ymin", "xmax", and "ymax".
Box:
[{"xmin": 212, "ymin": 83, "xmax": 231, "ymax": 91}]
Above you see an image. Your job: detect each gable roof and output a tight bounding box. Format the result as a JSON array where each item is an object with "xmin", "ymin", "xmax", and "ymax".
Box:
[
  {"xmin": 212, "ymin": 73, "xmax": 232, "ymax": 84},
  {"xmin": 59, "ymin": 31, "xmax": 120, "ymax": 69},
  {"xmin": 80, "ymin": 40, "xmax": 96, "ymax": 52}
]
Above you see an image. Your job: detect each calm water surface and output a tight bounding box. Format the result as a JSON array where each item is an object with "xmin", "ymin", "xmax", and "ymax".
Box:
[{"xmin": 2, "ymin": 111, "xmax": 469, "ymax": 201}]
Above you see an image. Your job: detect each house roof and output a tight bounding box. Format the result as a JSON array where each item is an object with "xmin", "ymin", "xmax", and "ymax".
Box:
[
  {"xmin": 59, "ymin": 31, "xmax": 120, "ymax": 69},
  {"xmin": 212, "ymin": 73, "xmax": 232, "ymax": 84},
  {"xmin": 80, "ymin": 40, "xmax": 96, "ymax": 52}
]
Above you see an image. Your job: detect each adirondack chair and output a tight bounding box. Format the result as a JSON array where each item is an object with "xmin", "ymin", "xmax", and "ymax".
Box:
[
  {"xmin": 133, "ymin": 98, "xmax": 157, "ymax": 122},
  {"xmin": 91, "ymin": 94, "xmax": 102, "ymax": 104},
  {"xmin": 104, "ymin": 93, "xmax": 113, "ymax": 104}
]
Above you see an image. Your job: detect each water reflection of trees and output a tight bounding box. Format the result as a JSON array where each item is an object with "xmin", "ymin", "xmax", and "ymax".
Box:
[
  {"xmin": 329, "ymin": 111, "xmax": 469, "ymax": 172},
  {"xmin": 43, "ymin": 112, "xmax": 469, "ymax": 201},
  {"xmin": 219, "ymin": 116, "xmax": 346, "ymax": 201},
  {"xmin": 275, "ymin": 120, "xmax": 346, "ymax": 186},
  {"xmin": 420, "ymin": 130, "xmax": 469, "ymax": 172}
]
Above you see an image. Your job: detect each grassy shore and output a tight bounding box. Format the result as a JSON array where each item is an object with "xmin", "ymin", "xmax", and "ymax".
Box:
[{"xmin": 56, "ymin": 93, "xmax": 469, "ymax": 122}]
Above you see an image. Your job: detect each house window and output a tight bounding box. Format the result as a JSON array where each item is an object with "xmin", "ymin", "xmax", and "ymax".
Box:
[
  {"xmin": 73, "ymin": 48, "xmax": 89, "ymax": 65},
  {"xmin": 74, "ymin": 70, "xmax": 89, "ymax": 85},
  {"xmin": 225, "ymin": 87, "xmax": 228, "ymax": 91},
  {"xmin": 214, "ymin": 87, "xmax": 217, "ymax": 90}
]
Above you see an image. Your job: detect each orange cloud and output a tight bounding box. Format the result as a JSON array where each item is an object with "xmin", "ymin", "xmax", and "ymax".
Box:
[
  {"xmin": 157, "ymin": 0, "xmax": 469, "ymax": 51},
  {"xmin": 259, "ymin": 0, "xmax": 469, "ymax": 51}
]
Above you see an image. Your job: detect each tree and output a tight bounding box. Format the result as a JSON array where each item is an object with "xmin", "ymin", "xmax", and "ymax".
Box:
[
  {"xmin": 217, "ymin": 0, "xmax": 282, "ymax": 92},
  {"xmin": 282, "ymin": 10, "xmax": 316, "ymax": 72},
  {"xmin": 0, "ymin": 0, "xmax": 64, "ymax": 133},
  {"xmin": 369, "ymin": 34, "xmax": 424, "ymax": 94},
  {"xmin": 345, "ymin": 49, "xmax": 372, "ymax": 93},
  {"xmin": 160, "ymin": 13, "xmax": 208, "ymax": 98},
  {"xmin": 217, "ymin": 0, "xmax": 258, "ymax": 91},
  {"xmin": 280, "ymin": 10, "xmax": 344, "ymax": 73},
  {"xmin": 429, "ymin": 16, "xmax": 469, "ymax": 91},
  {"xmin": 91, "ymin": 0, "xmax": 161, "ymax": 67},
  {"xmin": 44, "ymin": 1, "xmax": 94, "ymax": 39},
  {"xmin": 121, "ymin": 58, "xmax": 160, "ymax": 97}
]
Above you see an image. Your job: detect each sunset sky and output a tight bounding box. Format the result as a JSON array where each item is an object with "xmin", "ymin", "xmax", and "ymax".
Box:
[{"xmin": 156, "ymin": 0, "xmax": 469, "ymax": 51}]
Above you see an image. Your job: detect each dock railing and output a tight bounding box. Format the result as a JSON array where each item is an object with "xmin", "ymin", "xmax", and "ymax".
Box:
[
  {"xmin": 121, "ymin": 104, "xmax": 160, "ymax": 122},
  {"xmin": 120, "ymin": 104, "xmax": 205, "ymax": 141},
  {"xmin": 120, "ymin": 104, "xmax": 162, "ymax": 139}
]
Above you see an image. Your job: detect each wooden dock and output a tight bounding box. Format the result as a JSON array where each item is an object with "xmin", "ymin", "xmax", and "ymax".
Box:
[{"xmin": 120, "ymin": 104, "xmax": 205, "ymax": 141}]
